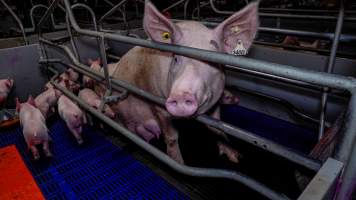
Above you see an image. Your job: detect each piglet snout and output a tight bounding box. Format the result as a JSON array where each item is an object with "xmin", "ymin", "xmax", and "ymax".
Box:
[{"xmin": 166, "ymin": 93, "xmax": 198, "ymax": 117}]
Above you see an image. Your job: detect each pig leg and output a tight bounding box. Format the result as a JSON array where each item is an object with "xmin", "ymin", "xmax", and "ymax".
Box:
[
  {"xmin": 30, "ymin": 145, "xmax": 40, "ymax": 160},
  {"xmin": 68, "ymin": 126, "xmax": 84, "ymax": 144},
  {"xmin": 209, "ymin": 106, "xmax": 241, "ymax": 163},
  {"xmin": 135, "ymin": 119, "xmax": 161, "ymax": 142},
  {"xmin": 42, "ymin": 141, "xmax": 53, "ymax": 157},
  {"xmin": 156, "ymin": 108, "xmax": 184, "ymax": 164}
]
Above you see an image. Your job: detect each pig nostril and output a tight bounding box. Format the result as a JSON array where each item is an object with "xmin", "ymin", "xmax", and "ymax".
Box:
[{"xmin": 185, "ymin": 100, "xmax": 193, "ymax": 106}]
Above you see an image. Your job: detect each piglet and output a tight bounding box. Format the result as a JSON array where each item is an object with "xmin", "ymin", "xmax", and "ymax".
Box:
[
  {"xmin": 220, "ymin": 90, "xmax": 239, "ymax": 105},
  {"xmin": 78, "ymin": 88, "xmax": 116, "ymax": 119},
  {"xmin": 0, "ymin": 78, "xmax": 14, "ymax": 106},
  {"xmin": 59, "ymin": 68, "xmax": 79, "ymax": 82},
  {"xmin": 16, "ymin": 96, "xmax": 52, "ymax": 160},
  {"xmin": 45, "ymin": 78, "xmax": 80, "ymax": 94},
  {"xmin": 35, "ymin": 88, "xmax": 61, "ymax": 118},
  {"xmin": 58, "ymin": 95, "xmax": 87, "ymax": 144},
  {"xmin": 83, "ymin": 58, "xmax": 102, "ymax": 88}
]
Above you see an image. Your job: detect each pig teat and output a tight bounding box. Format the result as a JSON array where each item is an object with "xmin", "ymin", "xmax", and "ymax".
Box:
[{"xmin": 166, "ymin": 92, "xmax": 198, "ymax": 117}]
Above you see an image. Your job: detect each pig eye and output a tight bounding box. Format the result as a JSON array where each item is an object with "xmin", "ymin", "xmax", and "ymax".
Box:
[
  {"xmin": 173, "ymin": 56, "xmax": 180, "ymax": 64},
  {"xmin": 162, "ymin": 32, "xmax": 170, "ymax": 40}
]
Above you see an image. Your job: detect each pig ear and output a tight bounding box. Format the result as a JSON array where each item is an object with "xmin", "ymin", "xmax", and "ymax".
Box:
[
  {"xmin": 143, "ymin": 0, "xmax": 182, "ymax": 43},
  {"xmin": 64, "ymin": 79, "xmax": 70, "ymax": 88},
  {"xmin": 16, "ymin": 98, "xmax": 21, "ymax": 113},
  {"xmin": 213, "ymin": 2, "xmax": 259, "ymax": 54},
  {"xmin": 27, "ymin": 95, "xmax": 37, "ymax": 107}
]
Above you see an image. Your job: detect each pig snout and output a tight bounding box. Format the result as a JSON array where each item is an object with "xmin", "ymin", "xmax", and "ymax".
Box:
[{"xmin": 166, "ymin": 93, "xmax": 198, "ymax": 117}]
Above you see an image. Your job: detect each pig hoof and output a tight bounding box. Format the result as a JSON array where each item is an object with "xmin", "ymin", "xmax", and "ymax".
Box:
[
  {"xmin": 218, "ymin": 142, "xmax": 241, "ymax": 164},
  {"xmin": 45, "ymin": 151, "xmax": 53, "ymax": 158},
  {"xmin": 77, "ymin": 138, "xmax": 84, "ymax": 145},
  {"xmin": 33, "ymin": 154, "xmax": 40, "ymax": 160}
]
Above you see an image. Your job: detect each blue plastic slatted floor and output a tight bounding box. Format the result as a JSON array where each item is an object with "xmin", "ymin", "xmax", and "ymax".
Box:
[{"xmin": 0, "ymin": 118, "xmax": 189, "ymax": 200}]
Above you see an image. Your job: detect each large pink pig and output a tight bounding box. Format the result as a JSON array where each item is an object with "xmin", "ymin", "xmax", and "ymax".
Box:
[
  {"xmin": 78, "ymin": 88, "xmax": 116, "ymax": 119},
  {"xmin": 35, "ymin": 88, "xmax": 61, "ymax": 118},
  {"xmin": 58, "ymin": 95, "xmax": 87, "ymax": 144},
  {"xmin": 16, "ymin": 96, "xmax": 52, "ymax": 160},
  {"xmin": 110, "ymin": 1, "xmax": 259, "ymax": 163},
  {"xmin": 0, "ymin": 78, "xmax": 14, "ymax": 106}
]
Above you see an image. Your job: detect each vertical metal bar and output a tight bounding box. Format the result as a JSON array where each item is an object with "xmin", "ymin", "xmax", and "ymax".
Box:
[
  {"xmin": 335, "ymin": 139, "xmax": 356, "ymax": 200},
  {"xmin": 0, "ymin": 0, "xmax": 28, "ymax": 45},
  {"xmin": 99, "ymin": 35, "xmax": 112, "ymax": 93},
  {"xmin": 66, "ymin": 15, "xmax": 80, "ymax": 60},
  {"xmin": 184, "ymin": 0, "xmax": 191, "ymax": 19},
  {"xmin": 318, "ymin": 1, "xmax": 344, "ymax": 140},
  {"xmin": 196, "ymin": 0, "xmax": 200, "ymax": 20}
]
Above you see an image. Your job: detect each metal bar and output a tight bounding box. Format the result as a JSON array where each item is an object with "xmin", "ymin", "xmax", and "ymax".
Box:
[
  {"xmin": 28, "ymin": 5, "xmax": 57, "ymax": 33},
  {"xmin": 227, "ymin": 85, "xmax": 330, "ymax": 127},
  {"xmin": 99, "ymin": 35, "xmax": 113, "ymax": 93},
  {"xmin": 172, "ymin": 19, "xmax": 356, "ymax": 41},
  {"xmin": 63, "ymin": 0, "xmax": 356, "ymax": 91},
  {"xmin": 334, "ymin": 93, "xmax": 356, "ymax": 200},
  {"xmin": 335, "ymin": 138, "xmax": 356, "ymax": 200},
  {"xmin": 36, "ymin": 0, "xmax": 60, "ymax": 33},
  {"xmin": 162, "ymin": 0, "xmax": 186, "ymax": 13},
  {"xmin": 66, "ymin": 15, "xmax": 80, "ymax": 60},
  {"xmin": 209, "ymin": 0, "xmax": 356, "ymax": 21},
  {"xmin": 318, "ymin": 2, "xmax": 345, "ymax": 140},
  {"xmin": 183, "ymin": 0, "xmax": 191, "ymax": 19},
  {"xmin": 98, "ymin": 0, "xmax": 129, "ymax": 26},
  {"xmin": 297, "ymin": 158, "xmax": 343, "ymax": 200},
  {"xmin": 0, "ymin": 0, "xmax": 28, "ymax": 45},
  {"xmin": 254, "ymin": 41, "xmax": 355, "ymax": 58},
  {"xmin": 259, "ymin": 8, "xmax": 356, "ymax": 14},
  {"xmin": 39, "ymin": 38, "xmax": 322, "ymax": 171},
  {"xmin": 48, "ymin": 70, "xmax": 289, "ymax": 200}
]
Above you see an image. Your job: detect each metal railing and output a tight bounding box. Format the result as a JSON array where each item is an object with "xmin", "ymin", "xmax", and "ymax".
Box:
[{"xmin": 36, "ymin": 0, "xmax": 356, "ymax": 199}]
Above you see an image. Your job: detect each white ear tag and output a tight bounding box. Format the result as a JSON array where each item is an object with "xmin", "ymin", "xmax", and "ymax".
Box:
[{"xmin": 232, "ymin": 40, "xmax": 247, "ymax": 56}]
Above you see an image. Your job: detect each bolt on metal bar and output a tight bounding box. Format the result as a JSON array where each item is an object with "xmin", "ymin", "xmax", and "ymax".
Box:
[
  {"xmin": 0, "ymin": 0, "xmax": 28, "ymax": 45},
  {"xmin": 209, "ymin": 0, "xmax": 356, "ymax": 21},
  {"xmin": 318, "ymin": 1, "xmax": 345, "ymax": 140},
  {"xmin": 39, "ymin": 38, "xmax": 322, "ymax": 171},
  {"xmin": 48, "ymin": 70, "xmax": 289, "ymax": 200}
]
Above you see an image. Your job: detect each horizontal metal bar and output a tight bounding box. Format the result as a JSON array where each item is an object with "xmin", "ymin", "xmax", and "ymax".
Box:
[
  {"xmin": 173, "ymin": 19, "xmax": 356, "ymax": 41},
  {"xmin": 49, "ymin": 67, "xmax": 290, "ymax": 200},
  {"xmin": 40, "ymin": 38, "xmax": 322, "ymax": 171},
  {"xmin": 209, "ymin": 0, "xmax": 356, "ymax": 21},
  {"xmin": 63, "ymin": 0, "xmax": 356, "ymax": 92},
  {"xmin": 259, "ymin": 8, "xmax": 356, "ymax": 14}
]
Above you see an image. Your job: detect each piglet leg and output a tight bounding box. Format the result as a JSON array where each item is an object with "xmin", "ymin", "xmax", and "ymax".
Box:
[
  {"xmin": 43, "ymin": 141, "xmax": 53, "ymax": 157},
  {"xmin": 30, "ymin": 145, "xmax": 40, "ymax": 160}
]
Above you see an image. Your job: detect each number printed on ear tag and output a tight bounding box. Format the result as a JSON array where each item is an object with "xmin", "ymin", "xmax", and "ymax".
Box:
[
  {"xmin": 232, "ymin": 40, "xmax": 247, "ymax": 56},
  {"xmin": 162, "ymin": 32, "xmax": 171, "ymax": 40}
]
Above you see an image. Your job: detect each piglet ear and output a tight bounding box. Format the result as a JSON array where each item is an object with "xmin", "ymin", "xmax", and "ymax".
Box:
[
  {"xmin": 213, "ymin": 1, "xmax": 259, "ymax": 54},
  {"xmin": 27, "ymin": 95, "xmax": 37, "ymax": 107},
  {"xmin": 143, "ymin": 0, "xmax": 182, "ymax": 43},
  {"xmin": 16, "ymin": 98, "xmax": 21, "ymax": 113}
]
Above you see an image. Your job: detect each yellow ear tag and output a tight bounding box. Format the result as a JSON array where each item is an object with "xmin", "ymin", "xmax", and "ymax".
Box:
[{"xmin": 162, "ymin": 32, "xmax": 170, "ymax": 40}]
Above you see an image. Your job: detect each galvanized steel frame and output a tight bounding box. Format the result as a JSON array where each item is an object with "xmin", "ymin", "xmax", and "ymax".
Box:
[{"xmin": 37, "ymin": 0, "xmax": 356, "ymax": 199}]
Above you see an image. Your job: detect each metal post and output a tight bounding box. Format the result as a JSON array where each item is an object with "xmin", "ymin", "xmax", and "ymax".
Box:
[
  {"xmin": 318, "ymin": 1, "xmax": 344, "ymax": 140},
  {"xmin": 0, "ymin": 0, "xmax": 28, "ymax": 45}
]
